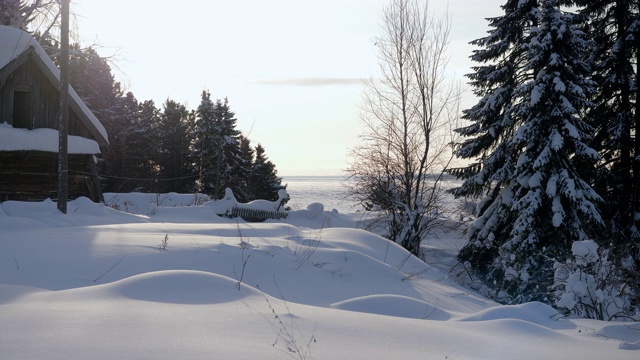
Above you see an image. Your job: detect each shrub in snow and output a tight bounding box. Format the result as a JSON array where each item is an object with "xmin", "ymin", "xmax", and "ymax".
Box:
[
  {"xmin": 553, "ymin": 240, "xmax": 638, "ymax": 321},
  {"xmin": 479, "ymin": 244, "xmax": 555, "ymax": 305}
]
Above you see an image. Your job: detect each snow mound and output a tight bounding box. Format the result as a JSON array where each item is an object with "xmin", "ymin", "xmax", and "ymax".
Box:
[
  {"xmin": 105, "ymin": 192, "xmax": 209, "ymax": 215},
  {"xmin": 458, "ymin": 303, "xmax": 566, "ymax": 340},
  {"xmin": 0, "ymin": 197, "xmax": 147, "ymax": 228},
  {"xmin": 331, "ymin": 294, "xmax": 451, "ymax": 320},
  {"xmin": 68, "ymin": 196, "xmax": 122, "ymax": 216},
  {"xmin": 286, "ymin": 202, "xmax": 325, "ymax": 220},
  {"xmin": 459, "ymin": 302, "xmax": 561, "ymax": 328},
  {"xmin": 595, "ymin": 323, "xmax": 640, "ymax": 349},
  {"xmin": 304, "ymin": 202, "xmax": 324, "ymax": 218},
  {"xmin": 0, "ymin": 284, "xmax": 47, "ymax": 304},
  {"xmin": 110, "ymin": 270, "xmax": 260, "ymax": 304},
  {"xmin": 0, "ymin": 198, "xmax": 57, "ymax": 217},
  {"xmin": 619, "ymin": 341, "xmax": 640, "ymax": 350}
]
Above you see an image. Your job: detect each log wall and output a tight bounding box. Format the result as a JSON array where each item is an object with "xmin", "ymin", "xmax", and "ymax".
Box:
[{"xmin": 0, "ymin": 151, "xmax": 102, "ymax": 202}]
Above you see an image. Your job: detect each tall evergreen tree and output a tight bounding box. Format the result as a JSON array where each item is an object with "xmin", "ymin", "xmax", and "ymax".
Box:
[
  {"xmin": 155, "ymin": 99, "xmax": 196, "ymax": 193},
  {"xmin": 575, "ymin": 0, "xmax": 640, "ymax": 239},
  {"xmin": 237, "ymin": 135, "xmax": 255, "ymax": 200},
  {"xmin": 450, "ymin": 0, "xmax": 539, "ymax": 197},
  {"xmin": 249, "ymin": 144, "xmax": 285, "ymax": 202},
  {"xmin": 194, "ymin": 90, "xmax": 216, "ymax": 196},
  {"xmin": 574, "ymin": 0, "xmax": 640, "ymax": 313},
  {"xmin": 194, "ymin": 92, "xmax": 246, "ymax": 200},
  {"xmin": 100, "ymin": 91, "xmax": 140, "ymax": 192},
  {"xmin": 450, "ymin": 0, "xmax": 541, "ymax": 270},
  {"xmin": 126, "ymin": 99, "xmax": 161, "ymax": 191},
  {"xmin": 97, "ymin": 99, "xmax": 161, "ymax": 193},
  {"xmin": 451, "ymin": 0, "xmax": 603, "ymax": 303},
  {"xmin": 65, "ymin": 46, "xmax": 119, "ymax": 116}
]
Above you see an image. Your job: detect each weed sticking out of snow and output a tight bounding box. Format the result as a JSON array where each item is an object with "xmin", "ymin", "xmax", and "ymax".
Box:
[{"xmin": 159, "ymin": 233, "xmax": 169, "ymax": 251}]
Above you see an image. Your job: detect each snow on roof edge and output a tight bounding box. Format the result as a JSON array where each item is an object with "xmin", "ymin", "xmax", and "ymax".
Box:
[{"xmin": 0, "ymin": 122, "xmax": 101, "ymax": 154}]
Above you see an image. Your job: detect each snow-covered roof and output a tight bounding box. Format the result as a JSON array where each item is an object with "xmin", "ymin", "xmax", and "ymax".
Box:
[
  {"xmin": 0, "ymin": 122, "xmax": 100, "ymax": 154},
  {"xmin": 0, "ymin": 25, "xmax": 109, "ymax": 145}
]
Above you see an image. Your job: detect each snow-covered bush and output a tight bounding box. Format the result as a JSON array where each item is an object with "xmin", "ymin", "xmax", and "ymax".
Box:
[{"xmin": 553, "ymin": 240, "xmax": 638, "ymax": 321}]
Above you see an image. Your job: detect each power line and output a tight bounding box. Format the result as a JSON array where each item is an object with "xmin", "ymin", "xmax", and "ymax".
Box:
[{"xmin": 69, "ymin": 170, "xmax": 199, "ymax": 182}]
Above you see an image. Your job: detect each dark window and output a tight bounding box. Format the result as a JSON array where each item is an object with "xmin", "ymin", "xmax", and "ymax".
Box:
[{"xmin": 13, "ymin": 90, "xmax": 31, "ymax": 129}]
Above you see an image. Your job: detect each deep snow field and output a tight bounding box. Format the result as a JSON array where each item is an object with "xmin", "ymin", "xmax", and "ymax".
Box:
[{"xmin": 0, "ymin": 189, "xmax": 638, "ymax": 359}]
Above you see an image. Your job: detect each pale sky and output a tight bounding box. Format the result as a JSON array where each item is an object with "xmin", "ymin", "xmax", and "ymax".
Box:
[{"xmin": 72, "ymin": 0, "xmax": 505, "ymax": 176}]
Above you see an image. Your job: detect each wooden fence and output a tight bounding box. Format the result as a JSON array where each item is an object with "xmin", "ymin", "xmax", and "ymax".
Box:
[{"xmin": 228, "ymin": 205, "xmax": 288, "ymax": 222}]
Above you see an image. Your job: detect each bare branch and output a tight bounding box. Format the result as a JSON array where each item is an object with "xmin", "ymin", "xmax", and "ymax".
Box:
[{"xmin": 347, "ymin": 0, "xmax": 462, "ymax": 256}]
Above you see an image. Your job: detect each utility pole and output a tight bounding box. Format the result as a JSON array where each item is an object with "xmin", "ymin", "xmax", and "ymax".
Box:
[{"xmin": 57, "ymin": 0, "xmax": 69, "ymax": 214}]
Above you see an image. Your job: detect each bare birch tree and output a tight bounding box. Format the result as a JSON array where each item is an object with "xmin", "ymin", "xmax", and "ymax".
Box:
[{"xmin": 347, "ymin": 0, "xmax": 460, "ymax": 257}]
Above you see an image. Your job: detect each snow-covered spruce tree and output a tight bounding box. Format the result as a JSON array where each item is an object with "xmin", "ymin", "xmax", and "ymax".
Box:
[
  {"xmin": 452, "ymin": 0, "xmax": 604, "ymax": 303},
  {"xmin": 155, "ymin": 99, "xmax": 196, "ymax": 193},
  {"xmin": 100, "ymin": 92, "xmax": 143, "ymax": 192},
  {"xmin": 122, "ymin": 99, "xmax": 163, "ymax": 192},
  {"xmin": 214, "ymin": 99, "xmax": 251, "ymax": 202},
  {"xmin": 237, "ymin": 135, "xmax": 255, "ymax": 200},
  {"xmin": 194, "ymin": 91, "xmax": 214, "ymax": 195},
  {"xmin": 347, "ymin": 0, "xmax": 461, "ymax": 257},
  {"xmin": 450, "ymin": 0, "xmax": 540, "ymax": 277},
  {"xmin": 575, "ymin": 0, "xmax": 640, "ymax": 237},
  {"xmin": 574, "ymin": 0, "xmax": 640, "ymax": 310},
  {"xmin": 64, "ymin": 46, "xmax": 118, "ymax": 115},
  {"xmin": 194, "ymin": 92, "xmax": 248, "ymax": 201},
  {"xmin": 249, "ymin": 144, "xmax": 286, "ymax": 203},
  {"xmin": 448, "ymin": 0, "xmax": 540, "ymax": 268}
]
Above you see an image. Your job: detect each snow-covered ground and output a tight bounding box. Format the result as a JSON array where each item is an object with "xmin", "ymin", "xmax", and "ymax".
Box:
[{"xmin": 0, "ymin": 189, "xmax": 638, "ymax": 359}]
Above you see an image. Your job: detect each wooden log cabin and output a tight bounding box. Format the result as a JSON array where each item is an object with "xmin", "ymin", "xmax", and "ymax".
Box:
[{"xmin": 0, "ymin": 25, "xmax": 109, "ymax": 202}]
